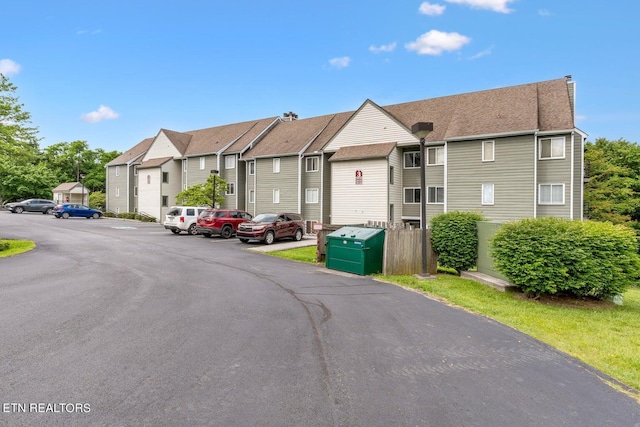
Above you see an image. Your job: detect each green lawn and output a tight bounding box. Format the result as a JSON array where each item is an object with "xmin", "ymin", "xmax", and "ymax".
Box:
[
  {"xmin": 0, "ymin": 239, "xmax": 35, "ymax": 257},
  {"xmin": 270, "ymin": 246, "xmax": 640, "ymax": 397}
]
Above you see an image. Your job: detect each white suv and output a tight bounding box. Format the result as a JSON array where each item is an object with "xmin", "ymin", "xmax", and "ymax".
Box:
[{"xmin": 164, "ymin": 206, "xmax": 208, "ymax": 235}]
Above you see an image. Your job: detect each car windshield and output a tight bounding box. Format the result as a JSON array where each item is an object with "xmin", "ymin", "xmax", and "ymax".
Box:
[
  {"xmin": 167, "ymin": 208, "xmax": 181, "ymax": 216},
  {"xmin": 253, "ymin": 213, "xmax": 277, "ymax": 223}
]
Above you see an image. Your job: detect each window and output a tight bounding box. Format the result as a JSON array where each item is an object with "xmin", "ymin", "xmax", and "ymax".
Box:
[
  {"xmin": 482, "ymin": 184, "xmax": 494, "ymax": 205},
  {"xmin": 115, "ymin": 166, "xmax": 120, "ymax": 177},
  {"xmin": 427, "ymin": 146, "xmax": 444, "ymax": 165},
  {"xmin": 273, "ymin": 188, "xmax": 280, "ymax": 203},
  {"xmin": 389, "ymin": 166, "xmax": 394, "ymax": 185},
  {"xmin": 404, "ymin": 151, "xmax": 420, "ymax": 168},
  {"xmin": 404, "ymin": 188, "xmax": 420, "ymax": 204},
  {"xmin": 162, "ymin": 172, "xmax": 169, "ymax": 183},
  {"xmin": 249, "ymin": 161, "xmax": 255, "ymax": 175},
  {"xmin": 133, "ymin": 165, "xmax": 138, "ymax": 176},
  {"xmin": 273, "ymin": 158, "xmax": 280, "ymax": 173},
  {"xmin": 147, "ymin": 175, "xmax": 151, "ymax": 185},
  {"xmin": 482, "ymin": 140, "xmax": 495, "ymax": 162},
  {"xmin": 539, "ymin": 137, "xmax": 565, "ymax": 159},
  {"xmin": 226, "ymin": 183, "xmax": 235, "ymax": 195},
  {"xmin": 134, "ymin": 186, "xmax": 138, "ymax": 197},
  {"xmin": 225, "ymin": 155, "xmax": 235, "ymax": 169},
  {"xmin": 116, "ymin": 187, "xmax": 120, "ymax": 197},
  {"xmin": 539, "ymin": 184, "xmax": 564, "ymax": 204},
  {"xmin": 306, "ymin": 157, "xmax": 319, "ymax": 172},
  {"xmin": 248, "ymin": 190, "xmax": 255, "ymax": 204},
  {"xmin": 305, "ymin": 188, "xmax": 319, "ymax": 204},
  {"xmin": 427, "ymin": 186, "xmax": 444, "ymax": 204},
  {"xmin": 200, "ymin": 157, "xmax": 205, "ymax": 170},
  {"xmin": 161, "ymin": 196, "xmax": 168, "ymax": 207},
  {"xmin": 183, "ymin": 160, "xmax": 187, "ymax": 172}
]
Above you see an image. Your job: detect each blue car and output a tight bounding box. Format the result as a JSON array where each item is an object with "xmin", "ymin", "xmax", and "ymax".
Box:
[{"xmin": 53, "ymin": 203, "xmax": 103, "ymax": 219}]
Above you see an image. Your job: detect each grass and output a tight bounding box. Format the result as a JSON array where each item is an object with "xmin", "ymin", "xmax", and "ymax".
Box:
[
  {"xmin": 271, "ymin": 246, "xmax": 640, "ymax": 396},
  {"xmin": 0, "ymin": 239, "xmax": 36, "ymax": 257}
]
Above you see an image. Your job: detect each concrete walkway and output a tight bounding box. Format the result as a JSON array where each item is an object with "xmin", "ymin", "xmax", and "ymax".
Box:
[{"xmin": 244, "ymin": 234, "xmax": 317, "ymax": 253}]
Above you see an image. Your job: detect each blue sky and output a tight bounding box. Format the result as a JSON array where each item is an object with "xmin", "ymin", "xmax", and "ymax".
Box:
[{"xmin": 2, "ymin": 0, "xmax": 639, "ymax": 153}]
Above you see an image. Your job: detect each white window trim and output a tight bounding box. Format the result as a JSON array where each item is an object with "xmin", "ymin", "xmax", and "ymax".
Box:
[
  {"xmin": 482, "ymin": 183, "xmax": 494, "ymax": 206},
  {"xmin": 539, "ymin": 137, "xmax": 565, "ymax": 160},
  {"xmin": 482, "ymin": 140, "xmax": 495, "ymax": 162},
  {"xmin": 306, "ymin": 157, "xmax": 319, "ymax": 172},
  {"xmin": 403, "ymin": 187, "xmax": 420, "ymax": 204},
  {"xmin": 427, "ymin": 146, "xmax": 444, "ymax": 166},
  {"xmin": 538, "ymin": 183, "xmax": 565, "ymax": 205},
  {"xmin": 183, "ymin": 160, "xmax": 187, "ymax": 172},
  {"xmin": 305, "ymin": 188, "xmax": 319, "ymax": 204},
  {"xmin": 273, "ymin": 158, "xmax": 280, "ymax": 174},
  {"xmin": 248, "ymin": 189, "xmax": 255, "ymax": 204},
  {"xmin": 133, "ymin": 165, "xmax": 138, "ymax": 176},
  {"xmin": 249, "ymin": 161, "xmax": 255, "ymax": 175},
  {"xmin": 116, "ymin": 186, "xmax": 120, "ymax": 197},
  {"xmin": 403, "ymin": 151, "xmax": 420, "ymax": 169},
  {"xmin": 225, "ymin": 155, "xmax": 236, "ymax": 170},
  {"xmin": 199, "ymin": 157, "xmax": 205, "ymax": 170},
  {"xmin": 226, "ymin": 182, "xmax": 235, "ymax": 195},
  {"xmin": 273, "ymin": 188, "xmax": 280, "ymax": 203},
  {"xmin": 115, "ymin": 166, "xmax": 120, "ymax": 177},
  {"xmin": 427, "ymin": 186, "xmax": 444, "ymax": 204}
]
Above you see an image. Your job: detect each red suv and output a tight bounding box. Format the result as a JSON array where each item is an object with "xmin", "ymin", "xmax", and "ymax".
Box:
[
  {"xmin": 237, "ymin": 212, "xmax": 305, "ymax": 245},
  {"xmin": 195, "ymin": 209, "xmax": 253, "ymax": 238}
]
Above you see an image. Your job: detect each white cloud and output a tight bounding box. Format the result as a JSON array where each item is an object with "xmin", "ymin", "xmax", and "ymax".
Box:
[
  {"xmin": 81, "ymin": 105, "xmax": 120, "ymax": 123},
  {"xmin": 405, "ymin": 30, "xmax": 471, "ymax": 55},
  {"xmin": 469, "ymin": 45, "xmax": 493, "ymax": 59},
  {"xmin": 328, "ymin": 56, "xmax": 351, "ymax": 69},
  {"xmin": 369, "ymin": 42, "xmax": 397, "ymax": 53},
  {"xmin": 445, "ymin": 0, "xmax": 515, "ymax": 13},
  {"xmin": 0, "ymin": 59, "xmax": 21, "ymax": 76},
  {"xmin": 419, "ymin": 2, "xmax": 446, "ymax": 16}
]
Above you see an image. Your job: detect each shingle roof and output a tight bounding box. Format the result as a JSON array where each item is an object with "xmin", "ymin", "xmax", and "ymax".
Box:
[
  {"xmin": 106, "ymin": 137, "xmax": 154, "ymax": 166},
  {"xmin": 304, "ymin": 111, "xmax": 354, "ymax": 155},
  {"xmin": 182, "ymin": 117, "xmax": 279, "ymax": 157},
  {"xmin": 382, "ymin": 78, "xmax": 575, "ymax": 142},
  {"xmin": 328, "ymin": 142, "xmax": 397, "ymax": 162},
  {"xmin": 161, "ymin": 129, "xmax": 193, "ymax": 155},
  {"xmin": 138, "ymin": 157, "xmax": 173, "ymax": 169},
  {"xmin": 243, "ymin": 114, "xmax": 341, "ymax": 159},
  {"xmin": 52, "ymin": 182, "xmax": 82, "ymax": 192}
]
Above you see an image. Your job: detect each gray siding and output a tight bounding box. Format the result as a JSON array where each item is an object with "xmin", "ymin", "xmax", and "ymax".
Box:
[
  {"xmin": 245, "ymin": 160, "xmax": 256, "ymax": 215},
  {"xmin": 401, "ymin": 146, "xmax": 445, "ymax": 221},
  {"xmin": 302, "ymin": 155, "xmax": 322, "ymax": 223},
  {"xmin": 256, "ymin": 156, "xmax": 299, "ymax": 213},
  {"xmin": 448, "ymin": 135, "xmax": 535, "ymax": 221},
  {"xmin": 106, "ymin": 165, "xmax": 129, "ymax": 213},
  {"xmin": 186, "ymin": 155, "xmax": 218, "ymax": 187},
  {"xmin": 321, "ymin": 154, "xmax": 332, "ymax": 224},
  {"xmin": 537, "ymin": 134, "xmax": 572, "ymax": 219}
]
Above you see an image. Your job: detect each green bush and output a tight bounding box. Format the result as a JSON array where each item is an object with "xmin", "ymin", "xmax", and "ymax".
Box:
[
  {"xmin": 491, "ymin": 217, "xmax": 640, "ymax": 299},
  {"xmin": 430, "ymin": 211, "xmax": 485, "ymax": 274},
  {"xmin": 0, "ymin": 240, "xmax": 9, "ymax": 252}
]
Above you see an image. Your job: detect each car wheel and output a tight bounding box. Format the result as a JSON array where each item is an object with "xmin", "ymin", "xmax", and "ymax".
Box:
[
  {"xmin": 264, "ymin": 230, "xmax": 275, "ymax": 245},
  {"xmin": 44, "ymin": 208, "xmax": 53, "ymax": 215},
  {"xmin": 294, "ymin": 228, "xmax": 303, "ymax": 241},
  {"xmin": 92, "ymin": 213, "xmax": 100, "ymax": 219},
  {"xmin": 15, "ymin": 207, "xmax": 24, "ymax": 214},
  {"xmin": 62, "ymin": 212, "xmax": 70, "ymax": 219},
  {"xmin": 239, "ymin": 238, "xmax": 249, "ymax": 243},
  {"xmin": 187, "ymin": 224, "xmax": 198, "ymax": 235},
  {"xmin": 171, "ymin": 229, "xmax": 181, "ymax": 234},
  {"xmin": 221, "ymin": 226, "xmax": 233, "ymax": 239}
]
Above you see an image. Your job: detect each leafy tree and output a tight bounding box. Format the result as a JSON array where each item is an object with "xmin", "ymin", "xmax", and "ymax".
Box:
[
  {"xmin": 175, "ymin": 174, "xmax": 227, "ymax": 207},
  {"xmin": 584, "ymin": 138, "xmax": 640, "ymax": 229},
  {"xmin": 89, "ymin": 191, "xmax": 106, "ymax": 210}
]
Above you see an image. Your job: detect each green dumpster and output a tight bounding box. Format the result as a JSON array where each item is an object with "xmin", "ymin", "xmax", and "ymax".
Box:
[{"xmin": 325, "ymin": 227, "xmax": 385, "ymax": 275}]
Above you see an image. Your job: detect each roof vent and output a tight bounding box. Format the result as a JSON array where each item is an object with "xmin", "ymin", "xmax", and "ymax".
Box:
[{"xmin": 283, "ymin": 111, "xmax": 298, "ymax": 121}]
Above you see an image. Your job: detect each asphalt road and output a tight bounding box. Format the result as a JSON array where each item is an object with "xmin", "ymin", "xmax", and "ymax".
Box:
[{"xmin": 0, "ymin": 212, "xmax": 638, "ymax": 426}]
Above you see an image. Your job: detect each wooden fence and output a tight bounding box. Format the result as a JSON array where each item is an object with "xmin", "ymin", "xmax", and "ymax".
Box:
[{"xmin": 316, "ymin": 223, "xmax": 438, "ymax": 276}]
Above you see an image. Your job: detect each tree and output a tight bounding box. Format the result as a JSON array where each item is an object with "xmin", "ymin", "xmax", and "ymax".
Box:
[
  {"xmin": 584, "ymin": 138, "xmax": 640, "ymax": 229},
  {"xmin": 175, "ymin": 174, "xmax": 227, "ymax": 207}
]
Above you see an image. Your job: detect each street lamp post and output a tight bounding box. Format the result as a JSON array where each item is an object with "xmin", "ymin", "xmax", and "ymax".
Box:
[
  {"xmin": 79, "ymin": 172, "xmax": 87, "ymax": 205},
  {"xmin": 411, "ymin": 122, "xmax": 434, "ymax": 279},
  {"xmin": 210, "ymin": 169, "xmax": 219, "ymax": 208}
]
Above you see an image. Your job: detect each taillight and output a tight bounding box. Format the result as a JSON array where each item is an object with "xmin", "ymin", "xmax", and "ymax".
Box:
[{"xmin": 180, "ymin": 216, "xmax": 185, "ymax": 223}]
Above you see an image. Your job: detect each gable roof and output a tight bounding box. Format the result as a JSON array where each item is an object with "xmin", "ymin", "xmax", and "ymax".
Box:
[
  {"xmin": 161, "ymin": 129, "xmax": 193, "ymax": 155},
  {"xmin": 182, "ymin": 117, "xmax": 280, "ymax": 157},
  {"xmin": 106, "ymin": 137, "xmax": 154, "ymax": 166},
  {"xmin": 52, "ymin": 182, "xmax": 83, "ymax": 192},
  {"xmin": 381, "ymin": 78, "xmax": 575, "ymax": 142},
  {"xmin": 303, "ymin": 111, "xmax": 354, "ymax": 155},
  {"xmin": 328, "ymin": 142, "xmax": 397, "ymax": 162},
  {"xmin": 243, "ymin": 114, "xmax": 341, "ymax": 159},
  {"xmin": 138, "ymin": 156, "xmax": 173, "ymax": 169}
]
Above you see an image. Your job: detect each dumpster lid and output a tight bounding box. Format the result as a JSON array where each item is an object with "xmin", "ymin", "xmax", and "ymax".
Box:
[{"xmin": 326, "ymin": 226, "xmax": 384, "ymax": 240}]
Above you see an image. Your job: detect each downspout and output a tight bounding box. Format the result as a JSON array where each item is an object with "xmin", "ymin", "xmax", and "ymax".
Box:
[
  {"xmin": 570, "ymin": 132, "xmax": 575, "ymax": 219},
  {"xmin": 533, "ymin": 132, "xmax": 538, "ymax": 218}
]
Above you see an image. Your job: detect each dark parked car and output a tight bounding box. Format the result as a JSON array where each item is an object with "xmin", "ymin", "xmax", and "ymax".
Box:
[
  {"xmin": 237, "ymin": 212, "xmax": 305, "ymax": 245},
  {"xmin": 195, "ymin": 209, "xmax": 253, "ymax": 238},
  {"xmin": 4, "ymin": 199, "xmax": 56, "ymax": 214},
  {"xmin": 53, "ymin": 204, "xmax": 103, "ymax": 219}
]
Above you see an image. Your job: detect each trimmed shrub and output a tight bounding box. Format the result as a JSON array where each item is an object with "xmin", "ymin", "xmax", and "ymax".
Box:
[
  {"xmin": 430, "ymin": 211, "xmax": 485, "ymax": 274},
  {"xmin": 491, "ymin": 217, "xmax": 640, "ymax": 299},
  {"xmin": 0, "ymin": 240, "xmax": 9, "ymax": 252}
]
